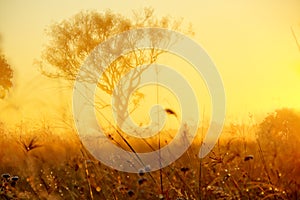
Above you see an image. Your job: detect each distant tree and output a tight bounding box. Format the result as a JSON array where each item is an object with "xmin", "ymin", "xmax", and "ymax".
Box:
[
  {"xmin": 257, "ymin": 108, "xmax": 300, "ymax": 150},
  {"xmin": 0, "ymin": 53, "xmax": 13, "ymax": 99},
  {"xmin": 257, "ymin": 109, "xmax": 300, "ymax": 186},
  {"xmin": 38, "ymin": 8, "xmax": 191, "ymax": 129}
]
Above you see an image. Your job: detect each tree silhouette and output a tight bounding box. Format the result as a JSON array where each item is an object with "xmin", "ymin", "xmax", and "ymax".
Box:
[
  {"xmin": 257, "ymin": 108, "xmax": 300, "ymax": 152},
  {"xmin": 38, "ymin": 8, "xmax": 189, "ymax": 129},
  {"xmin": 0, "ymin": 53, "xmax": 13, "ymax": 99}
]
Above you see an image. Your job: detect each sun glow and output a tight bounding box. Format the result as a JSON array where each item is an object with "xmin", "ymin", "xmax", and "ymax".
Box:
[{"xmin": 0, "ymin": 0, "xmax": 300, "ymax": 126}]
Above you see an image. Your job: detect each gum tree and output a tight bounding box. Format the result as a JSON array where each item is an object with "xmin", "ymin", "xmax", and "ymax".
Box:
[{"xmin": 38, "ymin": 8, "xmax": 190, "ymax": 129}]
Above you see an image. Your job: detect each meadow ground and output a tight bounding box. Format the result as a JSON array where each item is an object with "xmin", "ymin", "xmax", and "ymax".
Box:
[{"xmin": 0, "ymin": 118, "xmax": 299, "ymax": 200}]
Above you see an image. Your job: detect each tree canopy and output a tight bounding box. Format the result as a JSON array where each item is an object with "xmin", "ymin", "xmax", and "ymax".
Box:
[
  {"xmin": 38, "ymin": 8, "xmax": 188, "ymax": 93},
  {"xmin": 38, "ymin": 8, "xmax": 191, "ymax": 128},
  {"xmin": 0, "ymin": 53, "xmax": 13, "ymax": 99},
  {"xmin": 257, "ymin": 108, "xmax": 300, "ymax": 150}
]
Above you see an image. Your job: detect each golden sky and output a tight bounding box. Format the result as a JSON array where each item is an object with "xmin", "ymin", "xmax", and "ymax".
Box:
[{"xmin": 0, "ymin": 0, "xmax": 300, "ymax": 127}]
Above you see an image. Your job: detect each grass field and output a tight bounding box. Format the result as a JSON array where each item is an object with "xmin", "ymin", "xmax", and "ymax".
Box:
[
  {"xmin": 0, "ymin": 112, "xmax": 299, "ymax": 200},
  {"xmin": 1, "ymin": 1, "xmax": 299, "ymax": 199}
]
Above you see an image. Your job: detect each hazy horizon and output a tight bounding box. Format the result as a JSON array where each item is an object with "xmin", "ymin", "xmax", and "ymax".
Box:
[{"xmin": 0, "ymin": 0, "xmax": 300, "ymax": 127}]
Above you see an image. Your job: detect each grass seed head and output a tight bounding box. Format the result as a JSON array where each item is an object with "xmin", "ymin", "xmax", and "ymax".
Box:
[
  {"xmin": 138, "ymin": 177, "xmax": 147, "ymax": 185},
  {"xmin": 138, "ymin": 168, "xmax": 145, "ymax": 176},
  {"xmin": 11, "ymin": 176, "xmax": 19, "ymax": 182},
  {"xmin": 244, "ymin": 155, "xmax": 254, "ymax": 161},
  {"xmin": 181, "ymin": 167, "xmax": 189, "ymax": 173},
  {"xmin": 1, "ymin": 173, "xmax": 10, "ymax": 180},
  {"xmin": 127, "ymin": 189, "xmax": 134, "ymax": 197},
  {"xmin": 144, "ymin": 165, "xmax": 151, "ymax": 172}
]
